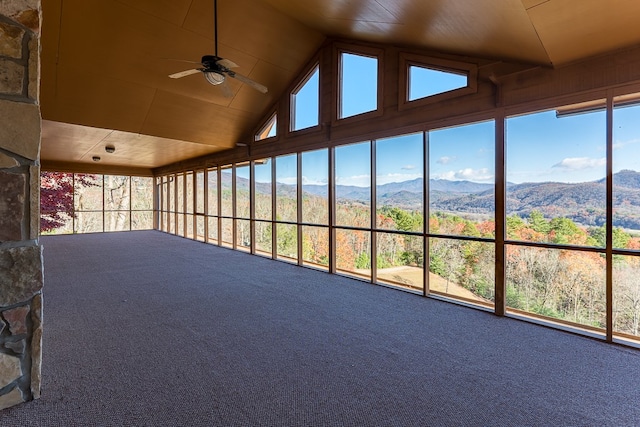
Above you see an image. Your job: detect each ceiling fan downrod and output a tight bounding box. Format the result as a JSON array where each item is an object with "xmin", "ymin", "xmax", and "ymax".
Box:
[{"xmin": 214, "ymin": 0, "xmax": 218, "ymax": 57}]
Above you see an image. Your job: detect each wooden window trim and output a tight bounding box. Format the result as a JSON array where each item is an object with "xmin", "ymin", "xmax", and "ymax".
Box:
[
  {"xmin": 254, "ymin": 109, "xmax": 279, "ymax": 143},
  {"xmin": 332, "ymin": 43, "xmax": 384, "ymax": 127},
  {"xmin": 288, "ymin": 60, "xmax": 322, "ymax": 136}
]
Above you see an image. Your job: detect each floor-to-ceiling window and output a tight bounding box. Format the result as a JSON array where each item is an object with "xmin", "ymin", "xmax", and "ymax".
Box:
[
  {"xmin": 253, "ymin": 159, "xmax": 273, "ymax": 257},
  {"xmin": 41, "ymin": 173, "xmax": 153, "ymax": 235},
  {"xmin": 195, "ymin": 170, "xmax": 205, "ymax": 241},
  {"xmin": 334, "ymin": 141, "xmax": 372, "ymax": 280},
  {"xmin": 220, "ymin": 167, "xmax": 233, "ymax": 248},
  {"xmin": 375, "ymin": 133, "xmax": 424, "ymax": 292},
  {"xmin": 612, "ymin": 93, "xmax": 640, "ymax": 342},
  {"xmin": 506, "ymin": 105, "xmax": 606, "ymax": 333},
  {"xmin": 429, "ymin": 121, "xmax": 496, "ymax": 307},
  {"xmin": 236, "ymin": 164, "xmax": 251, "ymax": 252},
  {"xmin": 206, "ymin": 167, "xmax": 219, "ymax": 244},
  {"xmin": 301, "ymin": 149, "xmax": 329, "ymax": 270},
  {"xmin": 275, "ymin": 154, "xmax": 298, "ymax": 263}
]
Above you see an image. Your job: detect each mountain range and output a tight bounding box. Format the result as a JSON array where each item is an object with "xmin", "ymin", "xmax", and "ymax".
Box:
[{"xmin": 223, "ymin": 169, "xmax": 640, "ymax": 230}]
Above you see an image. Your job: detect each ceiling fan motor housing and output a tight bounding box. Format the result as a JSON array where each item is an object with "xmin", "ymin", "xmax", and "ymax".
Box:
[{"xmin": 202, "ymin": 55, "xmax": 222, "ymax": 69}]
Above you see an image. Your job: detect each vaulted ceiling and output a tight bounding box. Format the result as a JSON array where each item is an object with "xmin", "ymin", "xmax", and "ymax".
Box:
[{"xmin": 40, "ymin": 0, "xmax": 640, "ymax": 172}]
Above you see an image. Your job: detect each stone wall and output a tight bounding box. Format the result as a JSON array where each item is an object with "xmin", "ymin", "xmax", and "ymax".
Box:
[{"xmin": 0, "ymin": 0, "xmax": 43, "ymax": 411}]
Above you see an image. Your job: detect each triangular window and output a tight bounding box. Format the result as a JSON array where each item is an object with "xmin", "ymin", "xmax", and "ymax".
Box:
[
  {"xmin": 291, "ymin": 65, "xmax": 319, "ymax": 131},
  {"xmin": 255, "ymin": 113, "xmax": 277, "ymax": 141}
]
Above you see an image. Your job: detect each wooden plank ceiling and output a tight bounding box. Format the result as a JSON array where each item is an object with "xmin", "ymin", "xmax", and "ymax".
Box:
[{"xmin": 40, "ymin": 0, "xmax": 640, "ymax": 171}]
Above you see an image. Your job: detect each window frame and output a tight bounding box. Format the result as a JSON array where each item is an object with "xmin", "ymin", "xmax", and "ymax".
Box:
[
  {"xmin": 288, "ymin": 60, "xmax": 321, "ymax": 135},
  {"xmin": 254, "ymin": 109, "xmax": 279, "ymax": 142},
  {"xmin": 333, "ymin": 43, "xmax": 384, "ymax": 127}
]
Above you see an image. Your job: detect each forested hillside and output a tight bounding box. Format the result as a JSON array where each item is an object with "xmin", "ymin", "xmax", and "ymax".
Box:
[{"xmin": 289, "ymin": 170, "xmax": 640, "ymax": 231}]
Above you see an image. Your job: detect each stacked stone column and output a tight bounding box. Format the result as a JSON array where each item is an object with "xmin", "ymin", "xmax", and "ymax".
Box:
[{"xmin": 0, "ymin": 0, "xmax": 44, "ymax": 411}]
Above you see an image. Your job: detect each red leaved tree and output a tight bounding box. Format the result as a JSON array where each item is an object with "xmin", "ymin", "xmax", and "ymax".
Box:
[{"xmin": 40, "ymin": 172, "xmax": 98, "ymax": 232}]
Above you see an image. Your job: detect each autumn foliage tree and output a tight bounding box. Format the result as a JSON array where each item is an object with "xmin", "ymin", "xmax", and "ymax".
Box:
[{"xmin": 40, "ymin": 172, "xmax": 97, "ymax": 233}]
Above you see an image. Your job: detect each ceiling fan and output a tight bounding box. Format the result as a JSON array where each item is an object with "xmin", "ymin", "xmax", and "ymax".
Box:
[{"xmin": 168, "ymin": 0, "xmax": 268, "ymax": 95}]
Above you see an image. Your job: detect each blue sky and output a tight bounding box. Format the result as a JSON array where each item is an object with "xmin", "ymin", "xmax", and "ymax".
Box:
[
  {"xmin": 248, "ymin": 59, "xmax": 640, "ymax": 187},
  {"xmin": 506, "ymin": 109, "xmax": 606, "ymax": 184}
]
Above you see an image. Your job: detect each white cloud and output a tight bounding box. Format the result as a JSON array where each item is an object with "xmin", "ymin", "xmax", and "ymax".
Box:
[
  {"xmin": 613, "ymin": 138, "xmax": 640, "ymax": 150},
  {"xmin": 336, "ymin": 174, "xmax": 371, "ymax": 187},
  {"xmin": 401, "ymin": 164, "xmax": 416, "ymax": 170},
  {"xmin": 431, "ymin": 167, "xmax": 493, "ymax": 182},
  {"xmin": 301, "ymin": 176, "xmax": 327, "ymax": 186},
  {"xmin": 437, "ymin": 156, "xmax": 456, "ymax": 165},
  {"xmin": 276, "ymin": 176, "xmax": 297, "ymax": 185},
  {"xmin": 552, "ymin": 157, "xmax": 605, "ymax": 170}
]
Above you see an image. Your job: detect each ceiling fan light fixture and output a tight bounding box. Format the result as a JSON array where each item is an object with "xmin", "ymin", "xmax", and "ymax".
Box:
[{"xmin": 204, "ymin": 71, "xmax": 225, "ymax": 85}]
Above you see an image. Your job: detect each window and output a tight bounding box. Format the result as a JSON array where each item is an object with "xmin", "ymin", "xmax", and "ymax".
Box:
[
  {"xmin": 427, "ymin": 121, "xmax": 495, "ymax": 305},
  {"xmin": 430, "ymin": 237, "xmax": 494, "ymax": 304},
  {"xmin": 301, "ymin": 149, "xmax": 328, "ymax": 225},
  {"xmin": 41, "ymin": 173, "xmax": 153, "ymax": 235},
  {"xmin": 254, "ymin": 158, "xmax": 273, "ymax": 257},
  {"xmin": 220, "ymin": 167, "xmax": 233, "ymax": 218},
  {"xmin": 235, "ymin": 165, "xmax": 251, "ymax": 252},
  {"xmin": 195, "ymin": 171, "xmax": 205, "ymax": 241},
  {"xmin": 505, "ymin": 104, "xmax": 607, "ymax": 330},
  {"xmin": 235, "ymin": 165, "xmax": 250, "ymax": 219},
  {"xmin": 275, "ymin": 154, "xmax": 298, "ymax": 223},
  {"xmin": 290, "ymin": 65, "xmax": 319, "ymax": 131},
  {"xmin": 207, "ymin": 168, "xmax": 219, "ymax": 244},
  {"xmin": 399, "ymin": 54, "xmax": 477, "ymax": 109},
  {"xmin": 277, "ymin": 223, "xmax": 298, "ymax": 262},
  {"xmin": 276, "ymin": 154, "xmax": 298, "ymax": 263},
  {"xmin": 336, "ymin": 229, "xmax": 371, "ymax": 280},
  {"xmin": 254, "ymin": 159, "xmax": 273, "ymax": 222},
  {"xmin": 131, "ymin": 177, "xmax": 154, "ymax": 230},
  {"xmin": 375, "ymin": 132, "xmax": 424, "ymax": 291},
  {"xmin": 334, "ymin": 141, "xmax": 371, "ymax": 228},
  {"xmin": 613, "ymin": 93, "xmax": 640, "ymax": 340},
  {"xmin": 168, "ymin": 174, "xmax": 176, "ymax": 234},
  {"xmin": 376, "ymin": 133, "xmax": 423, "ymax": 231},
  {"xmin": 302, "ymin": 149, "xmax": 329, "ymax": 270},
  {"xmin": 334, "ymin": 141, "xmax": 372, "ymax": 281},
  {"xmin": 74, "ymin": 174, "xmax": 103, "ymax": 233},
  {"xmin": 429, "ymin": 121, "xmax": 495, "ymax": 238},
  {"xmin": 255, "ymin": 112, "xmax": 277, "ymax": 141},
  {"xmin": 339, "ymin": 52, "xmax": 378, "ymax": 119},
  {"xmin": 409, "ymin": 65, "xmax": 467, "ymax": 101},
  {"xmin": 613, "ymin": 95, "xmax": 640, "ymax": 247},
  {"xmin": 506, "ymin": 106, "xmax": 605, "ymax": 246},
  {"xmin": 185, "ymin": 172, "xmax": 194, "ymax": 238},
  {"xmin": 176, "ymin": 173, "xmax": 184, "ymax": 236},
  {"xmin": 104, "ymin": 175, "xmax": 130, "ymax": 233},
  {"xmin": 220, "ymin": 166, "xmax": 233, "ymax": 248}
]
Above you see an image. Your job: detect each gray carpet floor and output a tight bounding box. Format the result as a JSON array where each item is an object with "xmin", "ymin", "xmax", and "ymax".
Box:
[{"xmin": 2, "ymin": 230, "xmax": 640, "ymax": 426}]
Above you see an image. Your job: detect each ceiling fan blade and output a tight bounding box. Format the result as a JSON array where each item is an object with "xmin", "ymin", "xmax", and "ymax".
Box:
[
  {"xmin": 162, "ymin": 58, "xmax": 202, "ymax": 65},
  {"xmin": 229, "ymin": 72, "xmax": 268, "ymax": 94},
  {"xmin": 216, "ymin": 58, "xmax": 238, "ymax": 69},
  {"xmin": 169, "ymin": 69, "xmax": 201, "ymax": 79},
  {"xmin": 219, "ymin": 79, "xmax": 234, "ymax": 98}
]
